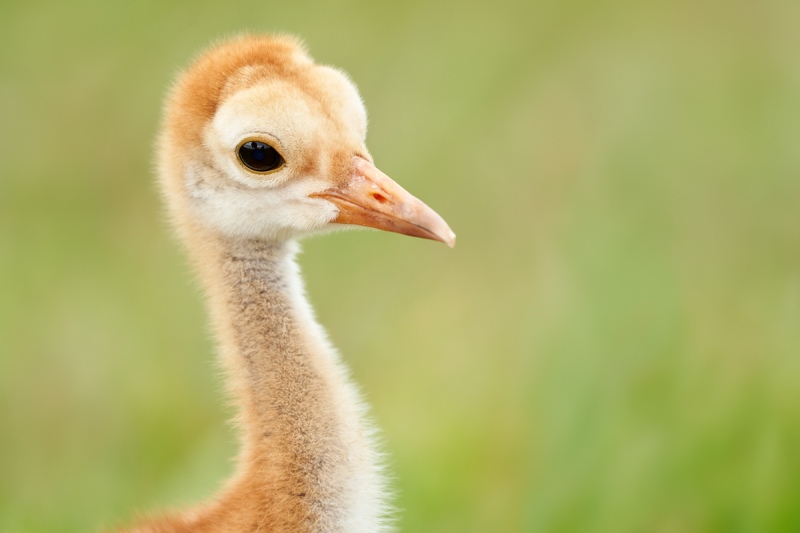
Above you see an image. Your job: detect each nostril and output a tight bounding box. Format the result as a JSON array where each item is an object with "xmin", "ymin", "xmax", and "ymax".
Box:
[{"xmin": 372, "ymin": 193, "xmax": 388, "ymax": 204}]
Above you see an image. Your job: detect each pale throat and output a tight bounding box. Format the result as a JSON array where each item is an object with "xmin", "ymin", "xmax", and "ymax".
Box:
[{"xmin": 209, "ymin": 236, "xmax": 348, "ymax": 460}]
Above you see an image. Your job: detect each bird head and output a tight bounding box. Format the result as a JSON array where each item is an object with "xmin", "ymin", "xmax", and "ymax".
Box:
[{"xmin": 159, "ymin": 35, "xmax": 455, "ymax": 247}]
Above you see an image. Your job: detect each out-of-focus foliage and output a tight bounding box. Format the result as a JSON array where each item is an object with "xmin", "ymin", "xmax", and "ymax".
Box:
[{"xmin": 1, "ymin": 1, "xmax": 799, "ymax": 531}]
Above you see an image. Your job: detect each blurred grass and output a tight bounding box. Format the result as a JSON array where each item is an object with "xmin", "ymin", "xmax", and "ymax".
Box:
[{"xmin": 1, "ymin": 0, "xmax": 799, "ymax": 531}]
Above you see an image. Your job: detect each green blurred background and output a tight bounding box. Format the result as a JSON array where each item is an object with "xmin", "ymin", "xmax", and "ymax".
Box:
[{"xmin": 1, "ymin": 1, "xmax": 799, "ymax": 531}]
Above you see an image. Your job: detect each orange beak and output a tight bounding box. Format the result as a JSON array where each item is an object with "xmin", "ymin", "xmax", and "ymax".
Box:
[{"xmin": 311, "ymin": 157, "xmax": 456, "ymax": 247}]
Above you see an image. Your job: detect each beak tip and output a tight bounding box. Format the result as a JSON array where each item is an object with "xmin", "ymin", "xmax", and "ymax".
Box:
[{"xmin": 445, "ymin": 230, "xmax": 456, "ymax": 248}]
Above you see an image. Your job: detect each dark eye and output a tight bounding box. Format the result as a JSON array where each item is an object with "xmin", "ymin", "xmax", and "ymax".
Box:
[{"xmin": 237, "ymin": 140, "xmax": 285, "ymax": 173}]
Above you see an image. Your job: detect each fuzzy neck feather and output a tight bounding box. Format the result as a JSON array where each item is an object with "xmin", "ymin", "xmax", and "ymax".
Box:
[{"xmin": 130, "ymin": 233, "xmax": 389, "ymax": 533}]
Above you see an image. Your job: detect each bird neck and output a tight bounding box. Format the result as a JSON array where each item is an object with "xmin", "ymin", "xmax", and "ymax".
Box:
[{"xmin": 187, "ymin": 233, "xmax": 388, "ymax": 532}]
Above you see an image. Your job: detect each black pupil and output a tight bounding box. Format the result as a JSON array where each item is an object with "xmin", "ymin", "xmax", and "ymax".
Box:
[{"xmin": 239, "ymin": 141, "xmax": 283, "ymax": 172}]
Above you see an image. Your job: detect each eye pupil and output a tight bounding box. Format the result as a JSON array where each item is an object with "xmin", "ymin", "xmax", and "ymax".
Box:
[{"xmin": 238, "ymin": 140, "xmax": 284, "ymax": 172}]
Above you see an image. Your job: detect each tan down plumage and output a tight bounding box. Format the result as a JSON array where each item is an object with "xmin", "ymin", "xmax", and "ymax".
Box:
[{"xmin": 117, "ymin": 35, "xmax": 454, "ymax": 533}]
